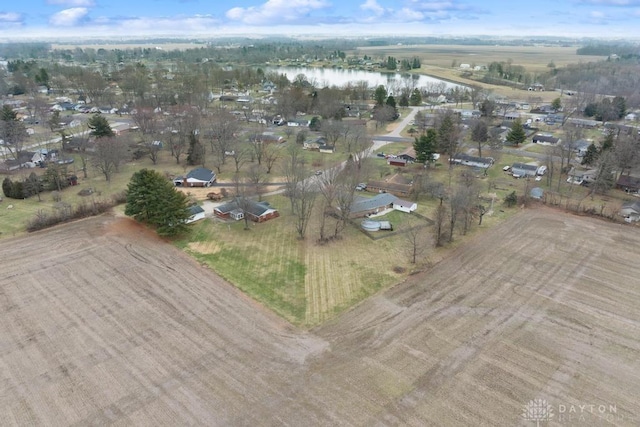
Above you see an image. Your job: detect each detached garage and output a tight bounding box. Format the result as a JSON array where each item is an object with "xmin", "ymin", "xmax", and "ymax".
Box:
[{"xmin": 393, "ymin": 199, "xmax": 417, "ymax": 213}]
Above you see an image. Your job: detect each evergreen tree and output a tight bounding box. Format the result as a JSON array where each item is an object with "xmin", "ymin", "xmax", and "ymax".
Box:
[
  {"xmin": 186, "ymin": 131, "xmax": 205, "ymax": 166},
  {"xmin": 612, "ymin": 96, "xmax": 626, "ymax": 119},
  {"xmin": 374, "ymin": 85, "xmax": 387, "ymax": 106},
  {"xmin": 412, "ymin": 57, "xmax": 421, "ymax": 69},
  {"xmin": 581, "ymin": 143, "xmax": 599, "ymax": 166},
  {"xmin": 125, "ymin": 169, "xmax": 190, "ymax": 236},
  {"xmin": 409, "ymin": 89, "xmax": 422, "ymax": 106},
  {"xmin": 399, "ymin": 94, "xmax": 409, "ymax": 108},
  {"xmin": 414, "ymin": 129, "xmax": 437, "ymax": 164},
  {"xmin": 437, "ymin": 113, "xmax": 458, "ymax": 154},
  {"xmin": 87, "ymin": 114, "xmax": 114, "ymax": 138},
  {"xmin": 386, "ymin": 56, "xmax": 397, "ymax": 70},
  {"xmin": 601, "ymin": 131, "xmax": 614, "ymax": 152},
  {"xmin": 551, "ymin": 97, "xmax": 562, "ymax": 112},
  {"xmin": 385, "ymin": 95, "xmax": 396, "ymax": 109},
  {"xmin": 506, "ymin": 119, "xmax": 526, "ymax": 147}
]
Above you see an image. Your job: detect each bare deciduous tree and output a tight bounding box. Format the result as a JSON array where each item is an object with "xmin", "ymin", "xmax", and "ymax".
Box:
[{"xmin": 92, "ymin": 136, "xmax": 129, "ymax": 182}]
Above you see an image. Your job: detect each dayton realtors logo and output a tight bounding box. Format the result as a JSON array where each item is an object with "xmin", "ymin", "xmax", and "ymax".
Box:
[
  {"xmin": 522, "ymin": 399, "xmax": 554, "ymax": 426},
  {"xmin": 523, "ymin": 399, "xmax": 629, "ymax": 425}
]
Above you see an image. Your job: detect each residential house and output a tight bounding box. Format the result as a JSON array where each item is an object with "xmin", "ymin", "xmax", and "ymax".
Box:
[
  {"xmin": 567, "ymin": 168, "xmax": 598, "ymax": 185},
  {"xmin": 511, "ymin": 163, "xmax": 539, "ymax": 178},
  {"xmin": 186, "ymin": 205, "xmax": 206, "ymax": 224},
  {"xmin": 250, "ymin": 133, "xmax": 285, "ymax": 144},
  {"xmin": 567, "ymin": 118, "xmax": 599, "ymax": 128},
  {"xmin": 532, "ymin": 134, "xmax": 560, "ymax": 145},
  {"xmin": 573, "ymin": 140, "xmax": 592, "ymax": 157},
  {"xmin": 173, "ymin": 168, "xmax": 216, "ymax": 187},
  {"xmin": 619, "ymin": 200, "xmax": 640, "ymax": 221},
  {"xmin": 397, "ymin": 147, "xmax": 417, "ymax": 163},
  {"xmin": 616, "ymin": 175, "xmax": 640, "ymax": 193},
  {"xmin": 450, "ymin": 153, "xmax": 494, "ymax": 169},
  {"xmin": 286, "ymin": 119, "xmax": 310, "ymax": 127},
  {"xmin": 348, "ymin": 193, "xmax": 397, "ymax": 218},
  {"xmin": 303, "ymin": 137, "xmax": 334, "ymax": 152},
  {"xmin": 214, "ymin": 199, "xmax": 279, "ymax": 223}
]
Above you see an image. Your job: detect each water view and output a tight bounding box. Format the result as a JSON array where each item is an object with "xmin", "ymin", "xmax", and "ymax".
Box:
[{"xmin": 267, "ymin": 66, "xmax": 462, "ymax": 92}]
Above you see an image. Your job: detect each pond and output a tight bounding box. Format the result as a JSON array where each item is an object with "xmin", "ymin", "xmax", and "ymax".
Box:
[{"xmin": 267, "ymin": 66, "xmax": 462, "ymax": 93}]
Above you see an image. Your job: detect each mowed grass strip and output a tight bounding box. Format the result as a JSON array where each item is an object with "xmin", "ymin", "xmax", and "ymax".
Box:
[
  {"xmin": 180, "ymin": 207, "xmax": 307, "ymax": 324},
  {"xmin": 180, "ymin": 195, "xmax": 407, "ymax": 327}
]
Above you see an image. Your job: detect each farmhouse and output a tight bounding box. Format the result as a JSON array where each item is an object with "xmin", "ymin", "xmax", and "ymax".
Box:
[
  {"xmin": 173, "ymin": 168, "xmax": 216, "ymax": 187},
  {"xmin": 616, "ymin": 175, "xmax": 640, "ymax": 193},
  {"xmin": 186, "ymin": 205, "xmax": 206, "ymax": 224},
  {"xmin": 349, "ymin": 193, "xmax": 397, "ymax": 218},
  {"xmin": 511, "ymin": 163, "xmax": 538, "ymax": 178},
  {"xmin": 532, "ymin": 134, "xmax": 560, "ymax": 145},
  {"xmin": 366, "ymin": 174, "xmax": 413, "ymax": 197},
  {"xmin": 450, "ymin": 153, "xmax": 494, "ymax": 169},
  {"xmin": 214, "ymin": 199, "xmax": 279, "ymax": 223}
]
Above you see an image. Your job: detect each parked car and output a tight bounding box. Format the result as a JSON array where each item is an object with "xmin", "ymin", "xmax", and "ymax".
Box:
[
  {"xmin": 355, "ymin": 183, "xmax": 367, "ymax": 191},
  {"xmin": 536, "ymin": 165, "xmax": 547, "ymax": 176}
]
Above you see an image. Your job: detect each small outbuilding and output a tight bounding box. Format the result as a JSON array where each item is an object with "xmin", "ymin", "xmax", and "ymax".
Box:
[
  {"xmin": 186, "ymin": 205, "xmax": 206, "ymax": 223},
  {"xmin": 393, "ymin": 199, "xmax": 417, "ymax": 213}
]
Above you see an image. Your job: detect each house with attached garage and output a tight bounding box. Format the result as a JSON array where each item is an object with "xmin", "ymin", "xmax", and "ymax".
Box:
[
  {"xmin": 173, "ymin": 168, "xmax": 216, "ymax": 187},
  {"xmin": 366, "ymin": 173, "xmax": 413, "ymax": 197},
  {"xmin": 214, "ymin": 199, "xmax": 279, "ymax": 223}
]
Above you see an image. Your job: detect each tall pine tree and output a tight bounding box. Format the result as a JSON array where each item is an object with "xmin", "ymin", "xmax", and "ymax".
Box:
[{"xmin": 125, "ymin": 169, "xmax": 190, "ymax": 236}]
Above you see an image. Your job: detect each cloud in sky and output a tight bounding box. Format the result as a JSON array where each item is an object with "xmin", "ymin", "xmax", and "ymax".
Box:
[
  {"xmin": 0, "ymin": 12, "xmax": 23, "ymax": 23},
  {"xmin": 576, "ymin": 0, "xmax": 640, "ymax": 5},
  {"xmin": 226, "ymin": 0, "xmax": 330, "ymax": 25},
  {"xmin": 46, "ymin": 0, "xmax": 96, "ymax": 6},
  {"xmin": 360, "ymin": 0, "xmax": 385, "ymax": 16},
  {"xmin": 49, "ymin": 7, "xmax": 89, "ymax": 26}
]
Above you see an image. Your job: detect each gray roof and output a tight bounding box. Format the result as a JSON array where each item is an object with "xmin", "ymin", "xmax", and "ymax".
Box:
[
  {"xmin": 351, "ymin": 193, "xmax": 397, "ymax": 213},
  {"xmin": 512, "ymin": 162, "xmax": 538, "ymax": 172},
  {"xmin": 189, "ymin": 205, "xmax": 205, "ymax": 215},
  {"xmin": 215, "ymin": 198, "xmax": 276, "ymax": 217},
  {"xmin": 530, "ymin": 187, "xmax": 544, "ymax": 199},
  {"xmin": 186, "ymin": 168, "xmax": 215, "ymax": 182},
  {"xmin": 621, "ymin": 200, "xmax": 640, "ymax": 212}
]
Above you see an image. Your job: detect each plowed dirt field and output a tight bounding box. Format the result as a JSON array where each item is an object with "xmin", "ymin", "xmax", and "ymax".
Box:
[{"xmin": 0, "ymin": 209, "xmax": 639, "ymax": 425}]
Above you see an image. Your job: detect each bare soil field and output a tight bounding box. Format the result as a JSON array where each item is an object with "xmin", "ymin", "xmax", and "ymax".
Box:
[{"xmin": 1, "ymin": 208, "xmax": 639, "ymax": 425}]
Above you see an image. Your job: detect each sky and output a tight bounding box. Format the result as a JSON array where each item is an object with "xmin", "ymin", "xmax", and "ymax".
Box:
[{"xmin": 0, "ymin": 0, "xmax": 639, "ymax": 41}]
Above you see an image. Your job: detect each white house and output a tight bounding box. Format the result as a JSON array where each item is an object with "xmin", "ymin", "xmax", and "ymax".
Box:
[
  {"xmin": 186, "ymin": 205, "xmax": 206, "ymax": 224},
  {"xmin": 393, "ymin": 199, "xmax": 417, "ymax": 213}
]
